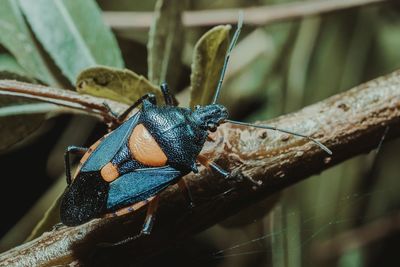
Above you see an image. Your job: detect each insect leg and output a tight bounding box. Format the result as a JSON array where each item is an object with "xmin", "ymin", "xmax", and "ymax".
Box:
[
  {"xmin": 197, "ymin": 155, "xmax": 262, "ymax": 187},
  {"xmin": 64, "ymin": 146, "xmax": 88, "ymax": 185},
  {"xmin": 229, "ymin": 169, "xmax": 263, "ymax": 187},
  {"xmin": 160, "ymin": 83, "xmax": 176, "ymax": 106},
  {"xmin": 101, "ymin": 196, "xmax": 161, "ymax": 247},
  {"xmin": 141, "ymin": 195, "xmax": 160, "ymax": 235},
  {"xmin": 117, "ymin": 93, "xmax": 157, "ymax": 122},
  {"xmin": 177, "ymin": 179, "xmax": 195, "ymax": 208},
  {"xmin": 102, "ymin": 102, "xmax": 119, "ymax": 119},
  {"xmin": 197, "ymin": 155, "xmax": 229, "ymax": 178}
]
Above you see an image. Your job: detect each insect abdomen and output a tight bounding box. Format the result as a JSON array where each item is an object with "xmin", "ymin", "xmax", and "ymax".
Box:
[{"xmin": 60, "ymin": 171, "xmax": 109, "ymax": 226}]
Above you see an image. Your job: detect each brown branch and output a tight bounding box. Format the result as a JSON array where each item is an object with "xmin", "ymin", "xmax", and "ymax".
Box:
[
  {"xmin": 0, "ymin": 70, "xmax": 400, "ymax": 266},
  {"xmin": 104, "ymin": 0, "xmax": 390, "ymax": 30},
  {"xmin": 0, "ymin": 80, "xmax": 127, "ymax": 127}
]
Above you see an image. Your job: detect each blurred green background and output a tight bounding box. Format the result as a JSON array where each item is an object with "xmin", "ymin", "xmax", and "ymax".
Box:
[{"xmin": 0, "ymin": 0, "xmax": 399, "ymax": 266}]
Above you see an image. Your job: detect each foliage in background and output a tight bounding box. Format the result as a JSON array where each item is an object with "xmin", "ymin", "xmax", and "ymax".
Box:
[
  {"xmin": 0, "ymin": 0, "xmax": 400, "ymax": 266},
  {"xmin": 0, "ymin": 0, "xmax": 232, "ymax": 249},
  {"xmin": 76, "ymin": 66, "xmax": 163, "ymax": 104},
  {"xmin": 147, "ymin": 0, "xmax": 186, "ymax": 91}
]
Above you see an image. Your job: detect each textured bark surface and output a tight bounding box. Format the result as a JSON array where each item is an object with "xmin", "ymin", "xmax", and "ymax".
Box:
[{"xmin": 0, "ymin": 70, "xmax": 400, "ymax": 266}]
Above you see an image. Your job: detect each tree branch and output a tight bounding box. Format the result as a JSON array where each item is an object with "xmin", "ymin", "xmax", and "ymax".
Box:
[
  {"xmin": 0, "ymin": 80, "xmax": 127, "ymax": 127},
  {"xmin": 0, "ymin": 70, "xmax": 400, "ymax": 266},
  {"xmin": 104, "ymin": 0, "xmax": 390, "ymax": 30}
]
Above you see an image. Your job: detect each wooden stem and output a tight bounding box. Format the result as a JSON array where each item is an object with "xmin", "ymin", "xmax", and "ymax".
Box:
[{"xmin": 0, "ymin": 69, "xmax": 400, "ymax": 266}]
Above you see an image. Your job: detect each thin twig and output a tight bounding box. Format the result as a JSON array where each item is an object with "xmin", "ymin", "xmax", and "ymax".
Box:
[
  {"xmin": 104, "ymin": 0, "xmax": 389, "ymax": 30},
  {"xmin": 0, "ymin": 69, "xmax": 399, "ymax": 266},
  {"xmin": 0, "ymin": 80, "xmax": 127, "ymax": 127}
]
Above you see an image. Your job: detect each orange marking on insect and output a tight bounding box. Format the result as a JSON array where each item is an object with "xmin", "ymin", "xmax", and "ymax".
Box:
[
  {"xmin": 100, "ymin": 162, "xmax": 119, "ymax": 182},
  {"xmin": 104, "ymin": 197, "xmax": 154, "ymax": 218},
  {"xmin": 129, "ymin": 124, "xmax": 167, "ymax": 167},
  {"xmin": 73, "ymin": 133, "xmax": 111, "ymax": 180}
]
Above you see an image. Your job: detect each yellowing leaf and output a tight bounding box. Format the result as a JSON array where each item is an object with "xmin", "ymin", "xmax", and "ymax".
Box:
[
  {"xmin": 76, "ymin": 66, "xmax": 163, "ymax": 105},
  {"xmin": 190, "ymin": 25, "xmax": 231, "ymax": 108}
]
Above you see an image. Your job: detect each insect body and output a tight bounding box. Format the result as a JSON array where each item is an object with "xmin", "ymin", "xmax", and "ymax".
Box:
[
  {"xmin": 61, "ymin": 90, "xmax": 227, "ymax": 227},
  {"xmin": 60, "ymin": 13, "xmax": 332, "ymax": 245}
]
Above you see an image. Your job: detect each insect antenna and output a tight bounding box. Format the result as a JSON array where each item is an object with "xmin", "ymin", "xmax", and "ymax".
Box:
[
  {"xmin": 226, "ymin": 119, "xmax": 332, "ymax": 155},
  {"xmin": 212, "ymin": 11, "xmax": 244, "ymax": 104},
  {"xmin": 211, "ymin": 12, "xmax": 332, "ymax": 155}
]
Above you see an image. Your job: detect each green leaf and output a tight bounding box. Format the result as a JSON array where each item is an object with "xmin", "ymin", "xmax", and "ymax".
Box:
[
  {"xmin": 0, "ymin": 97, "xmax": 44, "ymax": 151},
  {"xmin": 0, "ymin": 54, "xmax": 27, "ymax": 76},
  {"xmin": 0, "ymin": 177, "xmax": 65, "ymax": 248},
  {"xmin": 0, "ymin": 54, "xmax": 37, "ymax": 83},
  {"xmin": 25, "ymin": 190, "xmax": 63, "ymax": 242},
  {"xmin": 0, "ymin": 55, "xmax": 47, "ymax": 150},
  {"xmin": 0, "ymin": 100, "xmax": 44, "ymax": 148},
  {"xmin": 18, "ymin": 0, "xmax": 124, "ymax": 84},
  {"xmin": 0, "ymin": 1, "xmax": 56, "ymax": 85},
  {"xmin": 338, "ymin": 248, "xmax": 364, "ymax": 267},
  {"xmin": 147, "ymin": 0, "xmax": 185, "ymax": 90},
  {"xmin": 190, "ymin": 25, "xmax": 231, "ymax": 108},
  {"xmin": 76, "ymin": 66, "xmax": 163, "ymax": 105}
]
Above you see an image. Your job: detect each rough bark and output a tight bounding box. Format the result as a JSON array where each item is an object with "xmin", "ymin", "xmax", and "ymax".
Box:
[{"xmin": 0, "ymin": 70, "xmax": 400, "ymax": 266}]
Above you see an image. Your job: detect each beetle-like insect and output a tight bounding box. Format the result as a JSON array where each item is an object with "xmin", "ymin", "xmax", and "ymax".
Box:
[{"xmin": 60, "ymin": 13, "xmax": 332, "ymax": 245}]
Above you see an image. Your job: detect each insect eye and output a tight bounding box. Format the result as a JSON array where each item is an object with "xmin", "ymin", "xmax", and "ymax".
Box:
[{"xmin": 208, "ymin": 123, "xmax": 217, "ymax": 132}]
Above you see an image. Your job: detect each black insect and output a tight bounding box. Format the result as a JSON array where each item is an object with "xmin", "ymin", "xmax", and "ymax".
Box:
[{"xmin": 60, "ymin": 14, "xmax": 332, "ymax": 246}]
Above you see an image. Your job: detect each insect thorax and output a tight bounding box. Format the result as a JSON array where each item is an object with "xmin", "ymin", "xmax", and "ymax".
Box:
[{"xmin": 139, "ymin": 100, "xmax": 208, "ymax": 172}]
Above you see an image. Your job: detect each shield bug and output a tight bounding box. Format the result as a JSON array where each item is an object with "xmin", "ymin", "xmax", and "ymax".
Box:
[{"xmin": 60, "ymin": 13, "xmax": 332, "ymax": 245}]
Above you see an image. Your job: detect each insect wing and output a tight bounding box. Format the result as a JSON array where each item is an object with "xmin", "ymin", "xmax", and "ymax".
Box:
[
  {"xmin": 60, "ymin": 171, "xmax": 109, "ymax": 226},
  {"xmin": 81, "ymin": 112, "xmax": 140, "ymax": 172},
  {"xmin": 107, "ymin": 166, "xmax": 182, "ymax": 210}
]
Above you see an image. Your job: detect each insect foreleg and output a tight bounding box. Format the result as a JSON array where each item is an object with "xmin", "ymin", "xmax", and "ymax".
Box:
[
  {"xmin": 197, "ymin": 155, "xmax": 262, "ymax": 187},
  {"xmin": 228, "ymin": 169, "xmax": 263, "ymax": 187},
  {"xmin": 177, "ymin": 179, "xmax": 195, "ymax": 208},
  {"xmin": 197, "ymin": 155, "xmax": 230, "ymax": 178}
]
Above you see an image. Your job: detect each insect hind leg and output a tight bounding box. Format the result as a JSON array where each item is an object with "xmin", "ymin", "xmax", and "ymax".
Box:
[{"xmin": 99, "ymin": 195, "xmax": 160, "ymax": 247}]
